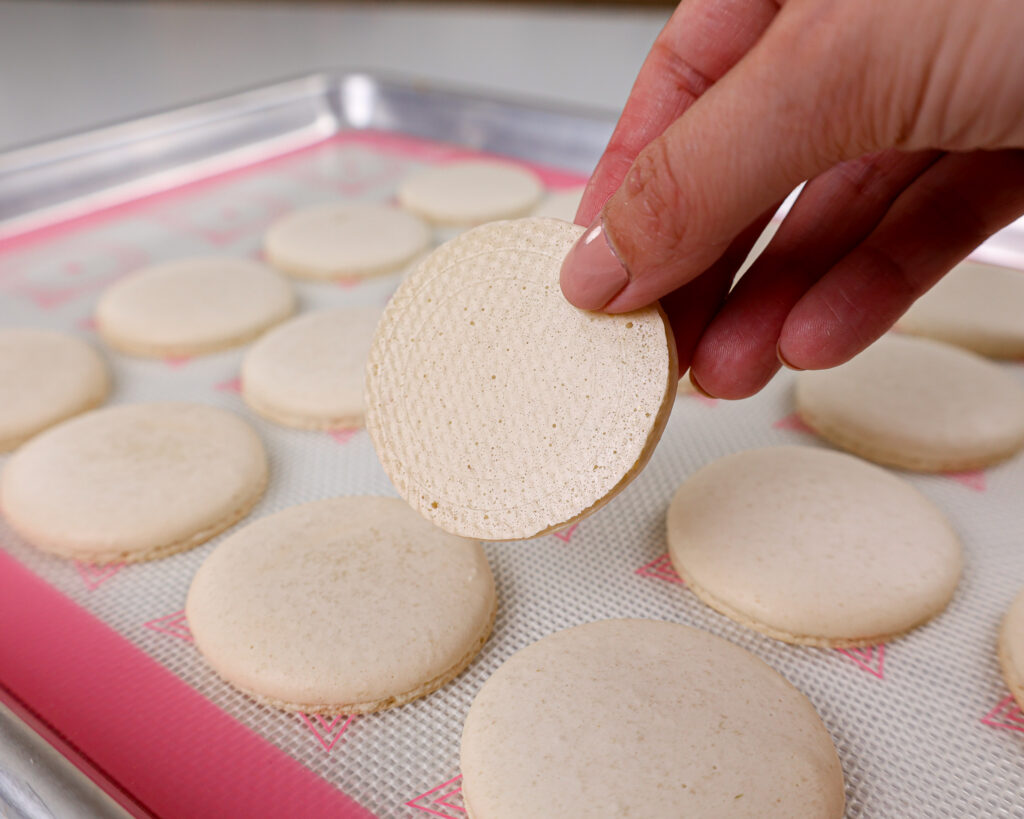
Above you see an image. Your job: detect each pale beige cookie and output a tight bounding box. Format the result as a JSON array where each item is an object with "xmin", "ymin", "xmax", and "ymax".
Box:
[
  {"xmin": 365, "ymin": 218, "xmax": 677, "ymax": 540},
  {"xmin": 795, "ymin": 334, "xmax": 1024, "ymax": 472},
  {"xmin": 897, "ymin": 259, "xmax": 1024, "ymax": 358},
  {"xmin": 0, "ymin": 329, "xmax": 110, "ymax": 452},
  {"xmin": 0, "ymin": 402, "xmax": 267, "ymax": 563},
  {"xmin": 397, "ymin": 159, "xmax": 543, "ymax": 226},
  {"xmin": 96, "ymin": 257, "xmax": 295, "ymax": 357},
  {"xmin": 667, "ymin": 446, "xmax": 962, "ymax": 647},
  {"xmin": 460, "ymin": 619, "xmax": 845, "ymax": 819},
  {"xmin": 241, "ymin": 307, "xmax": 381, "ymax": 430},
  {"xmin": 263, "ymin": 202, "xmax": 431, "ymax": 280},
  {"xmin": 531, "ymin": 186, "xmax": 585, "ymax": 222},
  {"xmin": 998, "ymin": 587, "xmax": 1024, "ymax": 711},
  {"xmin": 186, "ymin": 496, "xmax": 496, "ymax": 714}
]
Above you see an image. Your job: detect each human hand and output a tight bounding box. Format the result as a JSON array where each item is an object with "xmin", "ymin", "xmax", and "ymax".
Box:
[{"xmin": 559, "ymin": 0, "xmax": 1024, "ymax": 398}]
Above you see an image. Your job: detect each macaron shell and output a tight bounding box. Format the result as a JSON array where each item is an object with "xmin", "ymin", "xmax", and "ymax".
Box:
[
  {"xmin": 460, "ymin": 619, "xmax": 845, "ymax": 819},
  {"xmin": 667, "ymin": 446, "xmax": 962, "ymax": 646},
  {"xmin": 0, "ymin": 402, "xmax": 267, "ymax": 563},
  {"xmin": 186, "ymin": 496, "xmax": 496, "ymax": 713},
  {"xmin": 795, "ymin": 334, "xmax": 1024, "ymax": 472},
  {"xmin": 0, "ymin": 328, "xmax": 110, "ymax": 452},
  {"xmin": 365, "ymin": 218, "xmax": 677, "ymax": 540},
  {"xmin": 897, "ymin": 260, "xmax": 1024, "ymax": 358},
  {"xmin": 530, "ymin": 186, "xmax": 584, "ymax": 222},
  {"xmin": 398, "ymin": 160, "xmax": 543, "ymax": 226},
  {"xmin": 241, "ymin": 307, "xmax": 381, "ymax": 429},
  {"xmin": 96, "ymin": 257, "xmax": 295, "ymax": 356},
  {"xmin": 264, "ymin": 202, "xmax": 431, "ymax": 280},
  {"xmin": 999, "ymin": 587, "xmax": 1024, "ymax": 711}
]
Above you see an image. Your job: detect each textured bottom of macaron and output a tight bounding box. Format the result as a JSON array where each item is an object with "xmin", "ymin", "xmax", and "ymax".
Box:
[
  {"xmin": 224, "ymin": 594, "xmax": 496, "ymax": 715},
  {"xmin": 674, "ymin": 562, "xmax": 947, "ymax": 649},
  {"xmin": 26, "ymin": 472, "xmax": 268, "ymax": 565},
  {"xmin": 796, "ymin": 404, "xmax": 1024, "ymax": 473},
  {"xmin": 241, "ymin": 387, "xmax": 363, "ymax": 431}
]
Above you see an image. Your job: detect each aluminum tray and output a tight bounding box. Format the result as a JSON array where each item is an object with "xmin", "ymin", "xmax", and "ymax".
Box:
[
  {"xmin": 2, "ymin": 71, "xmax": 1024, "ymax": 819},
  {"xmin": 0, "ymin": 71, "xmax": 613, "ymax": 240}
]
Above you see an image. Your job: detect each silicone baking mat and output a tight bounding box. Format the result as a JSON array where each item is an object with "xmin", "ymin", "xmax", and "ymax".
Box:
[{"xmin": 2, "ymin": 128, "xmax": 1024, "ymax": 819}]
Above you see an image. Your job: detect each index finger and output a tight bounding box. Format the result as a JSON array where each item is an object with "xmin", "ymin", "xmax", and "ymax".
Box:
[{"xmin": 577, "ymin": 0, "xmax": 781, "ymax": 226}]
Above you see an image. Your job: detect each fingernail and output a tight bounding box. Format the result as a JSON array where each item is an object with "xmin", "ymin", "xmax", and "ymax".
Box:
[
  {"xmin": 777, "ymin": 343, "xmax": 804, "ymax": 371},
  {"xmin": 560, "ymin": 218, "xmax": 630, "ymax": 310},
  {"xmin": 689, "ymin": 370, "xmax": 716, "ymax": 399}
]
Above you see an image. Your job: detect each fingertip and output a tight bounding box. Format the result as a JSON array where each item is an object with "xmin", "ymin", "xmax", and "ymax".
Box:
[
  {"xmin": 777, "ymin": 312, "xmax": 862, "ymax": 371},
  {"xmin": 776, "ymin": 341, "xmax": 805, "ymax": 371},
  {"xmin": 690, "ymin": 329, "xmax": 782, "ymax": 400}
]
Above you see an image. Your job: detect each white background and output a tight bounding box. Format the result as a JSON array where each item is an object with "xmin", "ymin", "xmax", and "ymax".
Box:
[{"xmin": 0, "ymin": 1, "xmax": 671, "ymax": 152}]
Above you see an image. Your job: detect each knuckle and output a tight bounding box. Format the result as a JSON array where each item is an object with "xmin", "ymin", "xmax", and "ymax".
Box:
[
  {"xmin": 606, "ymin": 138, "xmax": 699, "ymax": 271},
  {"xmin": 827, "ymin": 156, "xmax": 885, "ymax": 200},
  {"xmin": 856, "ymin": 243, "xmax": 913, "ymax": 301},
  {"xmin": 895, "ymin": 0, "xmax": 1023, "ymax": 150},
  {"xmin": 827, "ymin": 152, "xmax": 905, "ymax": 204},
  {"xmin": 649, "ymin": 39, "xmax": 714, "ymax": 105},
  {"xmin": 912, "ymin": 178, "xmax": 990, "ymax": 254}
]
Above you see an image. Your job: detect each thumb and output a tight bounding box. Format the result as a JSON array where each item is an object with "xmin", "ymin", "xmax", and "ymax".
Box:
[{"xmin": 560, "ymin": 1, "xmax": 927, "ymax": 312}]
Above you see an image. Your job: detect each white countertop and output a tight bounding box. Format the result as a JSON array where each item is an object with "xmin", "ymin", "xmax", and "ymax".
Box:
[{"xmin": 0, "ymin": 1, "xmax": 668, "ymax": 152}]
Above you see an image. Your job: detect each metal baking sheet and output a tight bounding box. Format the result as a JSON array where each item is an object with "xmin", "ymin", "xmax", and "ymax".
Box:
[{"xmin": 1, "ymin": 71, "xmax": 1024, "ymax": 819}]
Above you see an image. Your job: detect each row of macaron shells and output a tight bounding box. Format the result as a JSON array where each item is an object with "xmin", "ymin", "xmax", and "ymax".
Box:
[{"xmin": 0, "ymin": 159, "xmax": 581, "ymax": 451}]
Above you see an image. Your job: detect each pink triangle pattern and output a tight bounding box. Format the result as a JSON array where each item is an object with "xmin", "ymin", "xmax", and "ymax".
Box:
[
  {"xmin": 693, "ymin": 393, "xmax": 719, "ymax": 407},
  {"xmin": 635, "ymin": 553, "xmax": 684, "ymax": 584},
  {"xmin": 551, "ymin": 523, "xmax": 579, "ymax": 543},
  {"xmin": 163, "ymin": 356, "xmax": 192, "ymax": 369},
  {"xmin": 406, "ymin": 774, "xmax": 467, "ymax": 817},
  {"xmin": 946, "ymin": 470, "xmax": 987, "ymax": 492},
  {"xmin": 17, "ymin": 285, "xmax": 84, "ymax": 310},
  {"xmin": 329, "ymin": 428, "xmax": 359, "ymax": 445},
  {"xmin": 143, "ymin": 610, "xmax": 193, "ymax": 642},
  {"xmin": 981, "ymin": 695, "xmax": 1024, "ymax": 734},
  {"xmin": 337, "ymin": 162, "xmax": 409, "ymax": 196},
  {"xmin": 75, "ymin": 561, "xmax": 123, "ymax": 591},
  {"xmin": 151, "ymin": 193, "xmax": 290, "ymax": 245},
  {"xmin": 78, "ymin": 315, "xmax": 98, "ymax": 332},
  {"xmin": 215, "ymin": 377, "xmax": 242, "ymax": 393},
  {"xmin": 335, "ymin": 276, "xmax": 362, "ymax": 290},
  {"xmin": 2, "ymin": 240, "xmax": 145, "ymax": 292},
  {"xmin": 836, "ymin": 645, "xmax": 885, "ymax": 679},
  {"xmin": 299, "ymin": 713, "xmax": 355, "ymax": 752},
  {"xmin": 773, "ymin": 413, "xmax": 814, "ymax": 434}
]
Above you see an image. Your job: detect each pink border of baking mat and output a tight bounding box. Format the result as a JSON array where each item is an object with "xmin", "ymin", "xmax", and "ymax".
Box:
[{"xmin": 0, "ymin": 550, "xmax": 377, "ymax": 818}]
